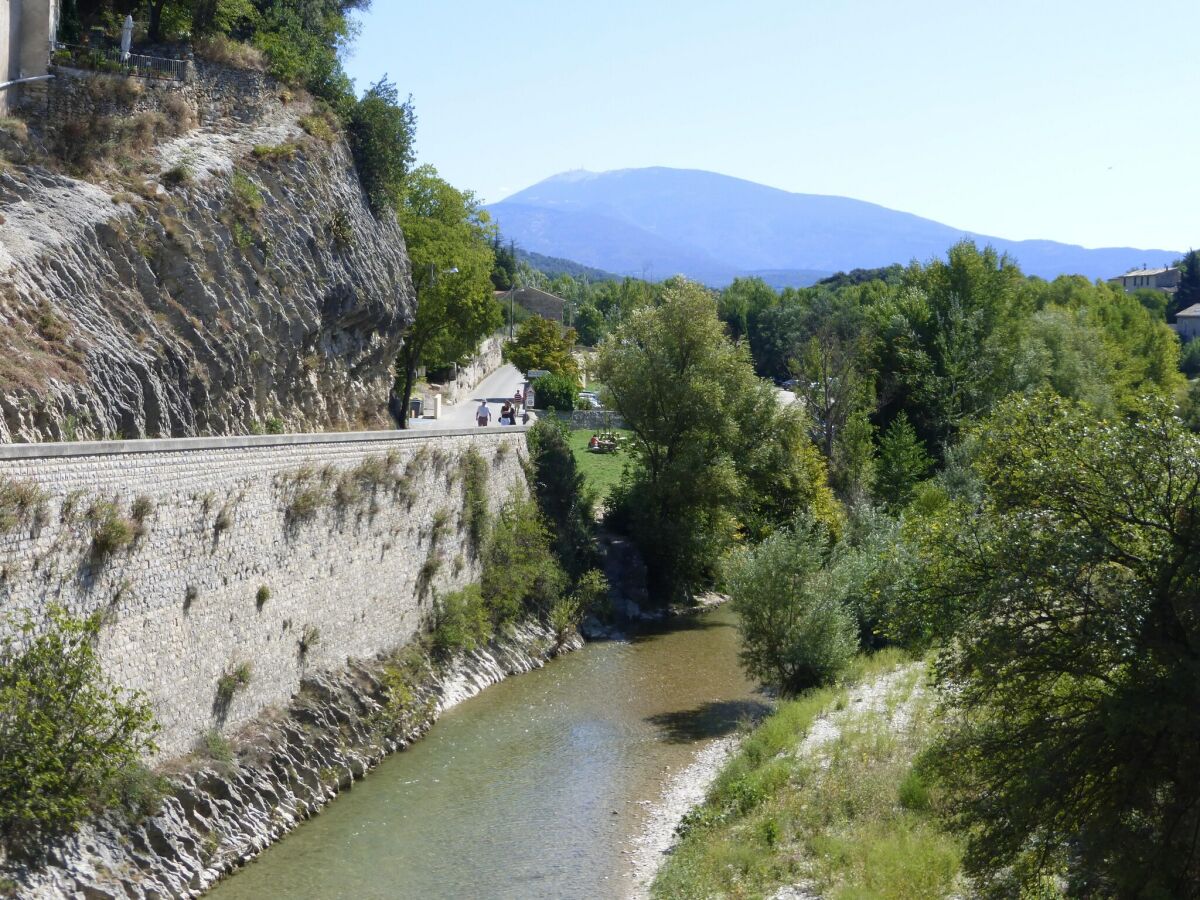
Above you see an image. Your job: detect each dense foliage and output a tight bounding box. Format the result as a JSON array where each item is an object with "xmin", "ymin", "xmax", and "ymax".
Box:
[
  {"xmin": 908, "ymin": 394, "xmax": 1200, "ymax": 896},
  {"xmin": 0, "ymin": 609, "xmax": 158, "ymax": 855},
  {"xmin": 530, "ymin": 372, "xmax": 578, "ymax": 412},
  {"xmin": 586, "ymin": 236, "xmax": 1198, "ymax": 893},
  {"xmin": 394, "ymin": 166, "xmax": 503, "ymax": 427},
  {"xmin": 504, "ymin": 316, "xmax": 580, "ymax": 380},
  {"xmin": 597, "ymin": 279, "xmax": 837, "ymax": 603}
]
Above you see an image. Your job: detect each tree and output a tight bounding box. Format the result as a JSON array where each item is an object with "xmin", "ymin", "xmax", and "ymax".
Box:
[
  {"xmin": 874, "ymin": 241, "xmax": 1030, "ymax": 452},
  {"xmin": 875, "ymin": 412, "xmax": 931, "ymax": 510},
  {"xmin": 395, "ymin": 166, "xmax": 502, "ymax": 428},
  {"xmin": 572, "ymin": 303, "xmax": 606, "ymax": 346},
  {"xmin": 910, "ymin": 392, "xmax": 1200, "ymax": 896},
  {"xmin": 0, "ymin": 608, "xmax": 158, "ymax": 855},
  {"xmin": 503, "ymin": 316, "xmax": 579, "ymax": 379},
  {"xmin": 728, "ymin": 516, "xmax": 857, "ymax": 693},
  {"xmin": 347, "ymin": 77, "xmax": 416, "ymax": 216},
  {"xmin": 597, "ymin": 279, "xmax": 837, "ymax": 602},
  {"xmin": 717, "ymin": 277, "xmax": 777, "ymax": 343}
]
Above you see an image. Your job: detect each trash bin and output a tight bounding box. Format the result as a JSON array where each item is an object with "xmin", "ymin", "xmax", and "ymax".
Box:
[{"xmin": 409, "ymin": 398, "xmax": 423, "ymax": 418}]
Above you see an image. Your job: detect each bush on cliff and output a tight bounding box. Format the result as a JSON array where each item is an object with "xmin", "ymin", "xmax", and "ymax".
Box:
[{"xmin": 0, "ymin": 608, "xmax": 158, "ymax": 856}]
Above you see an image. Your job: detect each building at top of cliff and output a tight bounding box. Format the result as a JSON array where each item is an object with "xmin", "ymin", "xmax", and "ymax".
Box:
[{"xmin": 0, "ymin": 0, "xmax": 57, "ymax": 114}]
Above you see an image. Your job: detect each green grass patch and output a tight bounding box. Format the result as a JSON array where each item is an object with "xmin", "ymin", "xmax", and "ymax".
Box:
[
  {"xmin": 568, "ymin": 428, "xmax": 630, "ymax": 502},
  {"xmin": 653, "ymin": 650, "xmax": 964, "ymax": 900}
]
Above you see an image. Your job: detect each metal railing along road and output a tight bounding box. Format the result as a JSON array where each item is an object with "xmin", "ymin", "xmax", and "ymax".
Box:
[{"xmin": 51, "ymin": 42, "xmax": 187, "ymax": 81}]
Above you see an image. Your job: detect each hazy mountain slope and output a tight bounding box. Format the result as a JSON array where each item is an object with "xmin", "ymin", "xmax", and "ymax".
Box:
[
  {"xmin": 491, "ymin": 202, "xmax": 737, "ymax": 284},
  {"xmin": 487, "ymin": 167, "xmax": 1181, "ymax": 284}
]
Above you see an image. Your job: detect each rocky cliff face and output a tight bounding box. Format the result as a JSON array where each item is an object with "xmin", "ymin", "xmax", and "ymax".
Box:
[{"xmin": 0, "ymin": 104, "xmax": 413, "ymax": 442}]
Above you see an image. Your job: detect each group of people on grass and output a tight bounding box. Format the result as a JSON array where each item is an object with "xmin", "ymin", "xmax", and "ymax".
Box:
[{"xmin": 476, "ymin": 391, "xmax": 525, "ymax": 427}]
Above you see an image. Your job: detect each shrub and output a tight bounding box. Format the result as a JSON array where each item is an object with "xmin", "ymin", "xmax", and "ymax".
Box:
[
  {"xmin": 201, "ymin": 728, "xmax": 233, "ymax": 763},
  {"xmin": 481, "ymin": 495, "xmax": 568, "ymax": 625},
  {"xmin": 88, "ymin": 501, "xmax": 137, "ymax": 560},
  {"xmin": 460, "ymin": 448, "xmax": 490, "ymax": 552},
  {"xmin": 0, "ymin": 608, "xmax": 157, "ymax": 854},
  {"xmin": 255, "ymin": 585, "xmax": 271, "ymax": 608},
  {"xmin": 526, "ymin": 419, "xmax": 597, "ymax": 578},
  {"xmin": 299, "ymin": 111, "xmax": 338, "ymax": 143},
  {"xmin": 194, "ymin": 35, "xmax": 267, "ymax": 71},
  {"xmin": 161, "ymin": 161, "xmax": 194, "ymax": 188},
  {"xmin": 431, "ymin": 585, "xmax": 492, "ymax": 658},
  {"xmin": 214, "ymin": 662, "xmax": 252, "ymax": 716},
  {"xmin": 298, "ymin": 624, "xmax": 320, "ymax": 657},
  {"xmin": 251, "ymin": 142, "xmax": 299, "ymax": 162},
  {"xmin": 287, "ymin": 486, "xmax": 326, "ymax": 524},
  {"xmin": 0, "ymin": 477, "xmax": 48, "ymax": 535},
  {"xmin": 530, "ymin": 372, "xmax": 579, "ymax": 412},
  {"xmin": 727, "ymin": 516, "xmax": 858, "ymax": 693},
  {"xmin": 328, "ymin": 208, "xmax": 353, "ymax": 250}
]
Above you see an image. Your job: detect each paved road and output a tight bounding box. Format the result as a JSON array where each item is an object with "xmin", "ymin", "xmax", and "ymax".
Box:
[{"xmin": 407, "ymin": 363, "xmax": 529, "ymax": 430}]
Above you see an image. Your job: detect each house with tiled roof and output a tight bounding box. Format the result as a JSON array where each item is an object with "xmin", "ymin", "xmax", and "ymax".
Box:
[
  {"xmin": 1109, "ymin": 266, "xmax": 1181, "ymax": 294},
  {"xmin": 1172, "ymin": 303, "xmax": 1200, "ymax": 341}
]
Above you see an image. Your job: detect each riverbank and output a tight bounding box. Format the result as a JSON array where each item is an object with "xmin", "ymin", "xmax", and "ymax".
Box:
[
  {"xmin": 649, "ymin": 650, "xmax": 965, "ymax": 899},
  {"xmin": 3, "ymin": 621, "xmax": 583, "ymax": 899}
]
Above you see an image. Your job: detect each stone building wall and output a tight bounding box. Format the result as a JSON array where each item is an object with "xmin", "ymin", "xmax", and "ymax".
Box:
[{"xmin": 0, "ymin": 427, "xmax": 529, "ymax": 759}]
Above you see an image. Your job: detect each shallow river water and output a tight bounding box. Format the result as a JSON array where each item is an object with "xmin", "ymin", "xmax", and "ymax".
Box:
[{"xmin": 206, "ymin": 606, "xmax": 764, "ymax": 900}]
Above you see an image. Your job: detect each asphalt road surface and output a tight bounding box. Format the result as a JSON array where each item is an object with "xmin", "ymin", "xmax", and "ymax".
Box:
[{"xmin": 406, "ymin": 364, "xmax": 529, "ymax": 430}]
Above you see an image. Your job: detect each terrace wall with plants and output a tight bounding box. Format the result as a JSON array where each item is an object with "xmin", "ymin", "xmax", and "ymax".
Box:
[{"xmin": 0, "ymin": 427, "xmax": 530, "ymax": 759}]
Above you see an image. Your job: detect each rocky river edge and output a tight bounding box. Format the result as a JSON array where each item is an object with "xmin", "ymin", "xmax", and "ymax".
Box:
[{"xmin": 3, "ymin": 622, "xmax": 584, "ymax": 900}]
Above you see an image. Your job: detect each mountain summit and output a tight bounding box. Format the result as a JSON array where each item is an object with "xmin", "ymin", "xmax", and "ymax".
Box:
[{"xmin": 485, "ymin": 167, "xmax": 1180, "ymax": 285}]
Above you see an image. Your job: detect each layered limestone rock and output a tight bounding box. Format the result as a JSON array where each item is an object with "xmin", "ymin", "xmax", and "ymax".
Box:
[
  {"xmin": 8, "ymin": 622, "xmax": 582, "ymax": 899},
  {"xmin": 0, "ymin": 105, "xmax": 413, "ymax": 442}
]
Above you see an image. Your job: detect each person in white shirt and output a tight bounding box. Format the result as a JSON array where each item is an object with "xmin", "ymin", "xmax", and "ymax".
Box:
[{"xmin": 476, "ymin": 401, "xmax": 492, "ymax": 427}]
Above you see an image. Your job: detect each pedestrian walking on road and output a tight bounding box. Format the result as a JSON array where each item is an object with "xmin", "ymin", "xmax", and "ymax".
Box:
[
  {"xmin": 476, "ymin": 400, "xmax": 492, "ymax": 427},
  {"xmin": 499, "ymin": 402, "xmax": 513, "ymax": 426}
]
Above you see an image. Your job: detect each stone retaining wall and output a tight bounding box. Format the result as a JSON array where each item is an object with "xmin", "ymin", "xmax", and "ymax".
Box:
[
  {"xmin": 428, "ymin": 333, "xmax": 507, "ymax": 407},
  {"xmin": 0, "ymin": 427, "xmax": 530, "ymax": 759},
  {"xmin": 18, "ymin": 56, "xmax": 279, "ymax": 127}
]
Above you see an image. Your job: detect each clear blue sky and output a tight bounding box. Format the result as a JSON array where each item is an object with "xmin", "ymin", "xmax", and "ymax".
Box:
[{"xmin": 345, "ymin": 0, "xmax": 1198, "ymax": 252}]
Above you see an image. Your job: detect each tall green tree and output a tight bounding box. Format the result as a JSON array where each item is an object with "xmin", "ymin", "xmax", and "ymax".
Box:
[
  {"xmin": 910, "ymin": 392, "xmax": 1200, "ymax": 896},
  {"xmin": 395, "ymin": 166, "xmax": 502, "ymax": 427},
  {"xmin": 597, "ymin": 279, "xmax": 837, "ymax": 602},
  {"xmin": 873, "ymin": 241, "xmax": 1030, "ymax": 453},
  {"xmin": 875, "ymin": 412, "xmax": 931, "ymax": 510}
]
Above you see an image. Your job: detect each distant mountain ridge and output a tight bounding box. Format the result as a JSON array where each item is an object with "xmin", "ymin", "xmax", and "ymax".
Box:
[{"xmin": 485, "ymin": 167, "xmax": 1182, "ymax": 286}]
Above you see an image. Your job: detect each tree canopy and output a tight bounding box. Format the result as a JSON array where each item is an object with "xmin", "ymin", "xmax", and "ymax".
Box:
[{"xmin": 394, "ymin": 165, "xmax": 502, "ymax": 426}]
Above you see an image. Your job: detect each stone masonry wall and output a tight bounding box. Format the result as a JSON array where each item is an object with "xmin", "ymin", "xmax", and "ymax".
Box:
[
  {"xmin": 428, "ymin": 333, "xmax": 508, "ymax": 407},
  {"xmin": 20, "ymin": 56, "xmax": 279, "ymax": 126},
  {"xmin": 0, "ymin": 427, "xmax": 530, "ymax": 760}
]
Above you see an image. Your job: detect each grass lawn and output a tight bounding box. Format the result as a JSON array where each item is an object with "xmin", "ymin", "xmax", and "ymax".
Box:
[{"xmin": 568, "ymin": 428, "xmax": 631, "ymax": 502}]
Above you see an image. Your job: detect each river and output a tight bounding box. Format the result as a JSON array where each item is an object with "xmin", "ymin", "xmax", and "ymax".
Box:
[{"xmin": 206, "ymin": 606, "xmax": 764, "ymax": 899}]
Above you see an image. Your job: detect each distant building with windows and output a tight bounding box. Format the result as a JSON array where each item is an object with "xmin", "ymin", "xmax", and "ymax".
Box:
[
  {"xmin": 1108, "ymin": 266, "xmax": 1181, "ymax": 294},
  {"xmin": 0, "ymin": 0, "xmax": 57, "ymax": 114},
  {"xmin": 1173, "ymin": 303, "xmax": 1200, "ymax": 342},
  {"xmin": 496, "ymin": 286, "xmax": 566, "ymax": 323}
]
